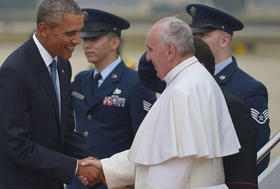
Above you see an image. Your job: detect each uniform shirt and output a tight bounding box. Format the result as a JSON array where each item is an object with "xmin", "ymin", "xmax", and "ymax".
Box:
[
  {"xmin": 94, "ymin": 56, "xmax": 121, "ymax": 87},
  {"xmin": 215, "ymin": 56, "xmax": 232, "ymax": 75}
]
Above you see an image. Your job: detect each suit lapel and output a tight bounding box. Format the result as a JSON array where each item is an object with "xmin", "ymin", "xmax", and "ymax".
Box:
[
  {"xmin": 28, "ymin": 38, "xmax": 60, "ymax": 124},
  {"xmin": 215, "ymin": 57, "xmax": 238, "ymax": 85},
  {"xmin": 85, "ymin": 62, "xmax": 125, "ymax": 112}
]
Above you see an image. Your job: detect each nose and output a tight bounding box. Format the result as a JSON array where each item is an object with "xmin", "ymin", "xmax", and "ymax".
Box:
[{"xmin": 83, "ymin": 40, "xmax": 91, "ymax": 49}]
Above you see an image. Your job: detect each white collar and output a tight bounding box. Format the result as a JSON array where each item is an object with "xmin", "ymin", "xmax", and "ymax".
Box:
[
  {"xmin": 32, "ymin": 33, "xmax": 57, "ymax": 67},
  {"xmin": 164, "ymin": 56, "xmax": 198, "ymax": 86}
]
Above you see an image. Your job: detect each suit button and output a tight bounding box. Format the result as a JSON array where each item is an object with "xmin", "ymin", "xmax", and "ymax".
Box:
[
  {"xmin": 83, "ymin": 131, "xmax": 89, "ymax": 137},
  {"xmin": 87, "ymin": 114, "xmax": 92, "ymax": 120}
]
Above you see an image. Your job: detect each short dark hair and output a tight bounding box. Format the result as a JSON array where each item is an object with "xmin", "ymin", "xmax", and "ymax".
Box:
[
  {"xmin": 36, "ymin": 0, "xmax": 81, "ymax": 27},
  {"xmin": 193, "ymin": 37, "xmax": 215, "ymax": 76}
]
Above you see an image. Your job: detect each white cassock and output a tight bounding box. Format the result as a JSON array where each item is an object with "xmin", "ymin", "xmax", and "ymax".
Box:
[{"xmin": 101, "ymin": 56, "xmax": 241, "ymax": 189}]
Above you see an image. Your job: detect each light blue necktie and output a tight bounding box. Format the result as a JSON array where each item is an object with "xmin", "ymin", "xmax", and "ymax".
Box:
[
  {"xmin": 50, "ymin": 59, "xmax": 61, "ymax": 121},
  {"xmin": 50, "ymin": 60, "xmax": 59, "ymax": 102}
]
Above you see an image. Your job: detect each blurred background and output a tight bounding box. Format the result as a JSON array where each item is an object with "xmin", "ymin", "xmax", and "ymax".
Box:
[{"xmin": 0, "ymin": 0, "xmax": 279, "ymax": 165}]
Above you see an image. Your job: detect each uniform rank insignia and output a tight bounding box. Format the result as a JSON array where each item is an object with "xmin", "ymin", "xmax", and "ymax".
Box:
[
  {"xmin": 143, "ymin": 100, "xmax": 152, "ymax": 112},
  {"xmin": 71, "ymin": 91, "xmax": 85, "ymax": 100},
  {"xmin": 103, "ymin": 95, "xmax": 126, "ymax": 107},
  {"xmin": 113, "ymin": 88, "xmax": 122, "ymax": 95},
  {"xmin": 251, "ymin": 108, "xmax": 269, "ymax": 124}
]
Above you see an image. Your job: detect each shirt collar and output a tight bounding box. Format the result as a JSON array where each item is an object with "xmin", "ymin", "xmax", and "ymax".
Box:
[
  {"xmin": 32, "ymin": 33, "xmax": 57, "ymax": 67},
  {"xmin": 164, "ymin": 56, "xmax": 198, "ymax": 85},
  {"xmin": 214, "ymin": 56, "xmax": 232, "ymax": 75},
  {"xmin": 93, "ymin": 56, "xmax": 121, "ymax": 80}
]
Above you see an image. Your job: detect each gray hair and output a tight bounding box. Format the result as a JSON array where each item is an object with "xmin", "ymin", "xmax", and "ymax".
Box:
[
  {"xmin": 157, "ymin": 17, "xmax": 194, "ymax": 57},
  {"xmin": 36, "ymin": 0, "xmax": 81, "ymax": 27}
]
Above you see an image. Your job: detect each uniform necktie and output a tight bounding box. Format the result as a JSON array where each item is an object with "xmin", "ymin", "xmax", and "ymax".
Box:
[
  {"xmin": 50, "ymin": 60, "xmax": 59, "ymax": 101},
  {"xmin": 93, "ymin": 72, "xmax": 102, "ymax": 91}
]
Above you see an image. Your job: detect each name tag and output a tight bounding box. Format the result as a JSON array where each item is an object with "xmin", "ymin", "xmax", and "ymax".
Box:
[{"xmin": 71, "ymin": 91, "xmax": 85, "ymax": 100}]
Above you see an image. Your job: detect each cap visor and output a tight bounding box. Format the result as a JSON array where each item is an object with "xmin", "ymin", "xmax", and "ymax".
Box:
[
  {"xmin": 81, "ymin": 31, "xmax": 107, "ymax": 38},
  {"xmin": 191, "ymin": 27, "xmax": 214, "ymax": 34}
]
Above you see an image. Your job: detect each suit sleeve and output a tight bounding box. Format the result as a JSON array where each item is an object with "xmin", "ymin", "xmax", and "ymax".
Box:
[
  {"xmin": 0, "ymin": 67, "xmax": 76, "ymax": 184},
  {"xmin": 63, "ymin": 100, "xmax": 94, "ymax": 159},
  {"xmin": 137, "ymin": 52, "xmax": 166, "ymax": 93},
  {"xmin": 128, "ymin": 81, "xmax": 157, "ymax": 136},
  {"xmin": 61, "ymin": 63, "xmax": 93, "ymax": 159}
]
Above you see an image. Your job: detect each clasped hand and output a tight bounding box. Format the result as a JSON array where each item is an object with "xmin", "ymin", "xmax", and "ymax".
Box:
[{"xmin": 76, "ymin": 157, "xmax": 105, "ymax": 187}]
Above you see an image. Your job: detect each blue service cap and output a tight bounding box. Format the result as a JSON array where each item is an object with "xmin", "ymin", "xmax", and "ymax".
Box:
[
  {"xmin": 81, "ymin": 8, "xmax": 130, "ymax": 38},
  {"xmin": 186, "ymin": 4, "xmax": 244, "ymax": 35}
]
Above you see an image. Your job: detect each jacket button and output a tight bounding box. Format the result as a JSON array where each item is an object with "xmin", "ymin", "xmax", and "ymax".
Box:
[
  {"xmin": 219, "ymin": 75, "xmax": 226, "ymax": 80},
  {"xmin": 87, "ymin": 114, "xmax": 92, "ymax": 120},
  {"xmin": 83, "ymin": 131, "xmax": 89, "ymax": 137}
]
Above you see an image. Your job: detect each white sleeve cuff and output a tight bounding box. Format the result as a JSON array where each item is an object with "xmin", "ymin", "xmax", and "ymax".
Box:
[{"xmin": 101, "ymin": 150, "xmax": 135, "ymax": 189}]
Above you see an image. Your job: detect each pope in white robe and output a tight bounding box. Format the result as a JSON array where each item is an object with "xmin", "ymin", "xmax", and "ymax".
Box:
[{"xmin": 99, "ymin": 56, "xmax": 240, "ymax": 189}]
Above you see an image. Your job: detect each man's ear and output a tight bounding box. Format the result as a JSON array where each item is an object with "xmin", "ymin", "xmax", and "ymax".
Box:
[
  {"xmin": 221, "ymin": 32, "xmax": 231, "ymax": 48},
  {"xmin": 167, "ymin": 43, "xmax": 176, "ymax": 61},
  {"xmin": 37, "ymin": 22, "xmax": 49, "ymax": 38},
  {"xmin": 110, "ymin": 37, "xmax": 120, "ymax": 51}
]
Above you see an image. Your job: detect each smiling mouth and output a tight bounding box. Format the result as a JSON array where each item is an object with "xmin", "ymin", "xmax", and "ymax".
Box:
[{"xmin": 67, "ymin": 46, "xmax": 75, "ymax": 53}]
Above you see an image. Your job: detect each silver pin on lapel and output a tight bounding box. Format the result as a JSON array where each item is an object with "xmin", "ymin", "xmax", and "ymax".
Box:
[{"xmin": 112, "ymin": 74, "xmax": 118, "ymax": 79}]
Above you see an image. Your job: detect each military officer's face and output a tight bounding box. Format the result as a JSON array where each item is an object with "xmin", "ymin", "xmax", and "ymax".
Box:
[
  {"xmin": 43, "ymin": 13, "xmax": 83, "ymax": 59},
  {"xmin": 83, "ymin": 33, "xmax": 119, "ymax": 64},
  {"xmin": 194, "ymin": 30, "xmax": 226, "ymax": 64}
]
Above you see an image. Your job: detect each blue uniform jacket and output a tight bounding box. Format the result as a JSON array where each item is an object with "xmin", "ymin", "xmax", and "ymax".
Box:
[
  {"xmin": 68, "ymin": 61, "xmax": 156, "ymax": 189},
  {"xmin": 214, "ymin": 57, "xmax": 270, "ymax": 175}
]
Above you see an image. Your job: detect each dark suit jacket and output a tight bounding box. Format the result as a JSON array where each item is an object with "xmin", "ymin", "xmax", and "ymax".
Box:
[
  {"xmin": 0, "ymin": 37, "xmax": 93, "ymax": 189},
  {"xmin": 215, "ymin": 57, "xmax": 270, "ymax": 175},
  {"xmin": 222, "ymin": 89, "xmax": 258, "ymax": 189},
  {"xmin": 68, "ymin": 61, "xmax": 156, "ymax": 189},
  {"xmin": 137, "ymin": 53, "xmax": 258, "ymax": 188}
]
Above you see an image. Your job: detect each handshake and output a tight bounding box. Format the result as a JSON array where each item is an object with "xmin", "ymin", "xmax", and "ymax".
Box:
[
  {"xmin": 76, "ymin": 157, "xmax": 133, "ymax": 189},
  {"xmin": 76, "ymin": 157, "xmax": 105, "ymax": 187}
]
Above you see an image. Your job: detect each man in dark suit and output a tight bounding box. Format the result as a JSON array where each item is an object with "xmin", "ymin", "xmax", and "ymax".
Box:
[
  {"xmin": 67, "ymin": 9, "xmax": 156, "ymax": 189},
  {"xmin": 185, "ymin": 4, "xmax": 270, "ymax": 175},
  {"xmin": 137, "ymin": 37, "xmax": 258, "ymax": 189},
  {"xmin": 0, "ymin": 0, "xmax": 101, "ymax": 188}
]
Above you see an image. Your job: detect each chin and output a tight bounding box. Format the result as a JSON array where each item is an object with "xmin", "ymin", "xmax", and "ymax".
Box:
[{"xmin": 62, "ymin": 53, "xmax": 72, "ymax": 60}]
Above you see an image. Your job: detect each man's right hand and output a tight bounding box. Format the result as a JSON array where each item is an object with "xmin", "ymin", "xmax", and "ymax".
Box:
[{"xmin": 76, "ymin": 158, "xmax": 103, "ymax": 186}]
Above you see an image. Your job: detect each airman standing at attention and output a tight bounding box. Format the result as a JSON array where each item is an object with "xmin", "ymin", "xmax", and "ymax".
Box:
[
  {"xmin": 67, "ymin": 8, "xmax": 156, "ymax": 189},
  {"xmin": 186, "ymin": 3, "xmax": 270, "ymax": 175}
]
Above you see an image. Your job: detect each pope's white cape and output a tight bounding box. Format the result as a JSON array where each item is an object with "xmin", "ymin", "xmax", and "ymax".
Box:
[{"xmin": 128, "ymin": 56, "xmax": 240, "ymax": 165}]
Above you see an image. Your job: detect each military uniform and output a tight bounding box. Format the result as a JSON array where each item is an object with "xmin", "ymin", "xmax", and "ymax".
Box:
[
  {"xmin": 67, "ymin": 8, "xmax": 156, "ymax": 189},
  {"xmin": 186, "ymin": 3, "xmax": 270, "ymax": 175},
  {"xmin": 215, "ymin": 56, "xmax": 270, "ymax": 176}
]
